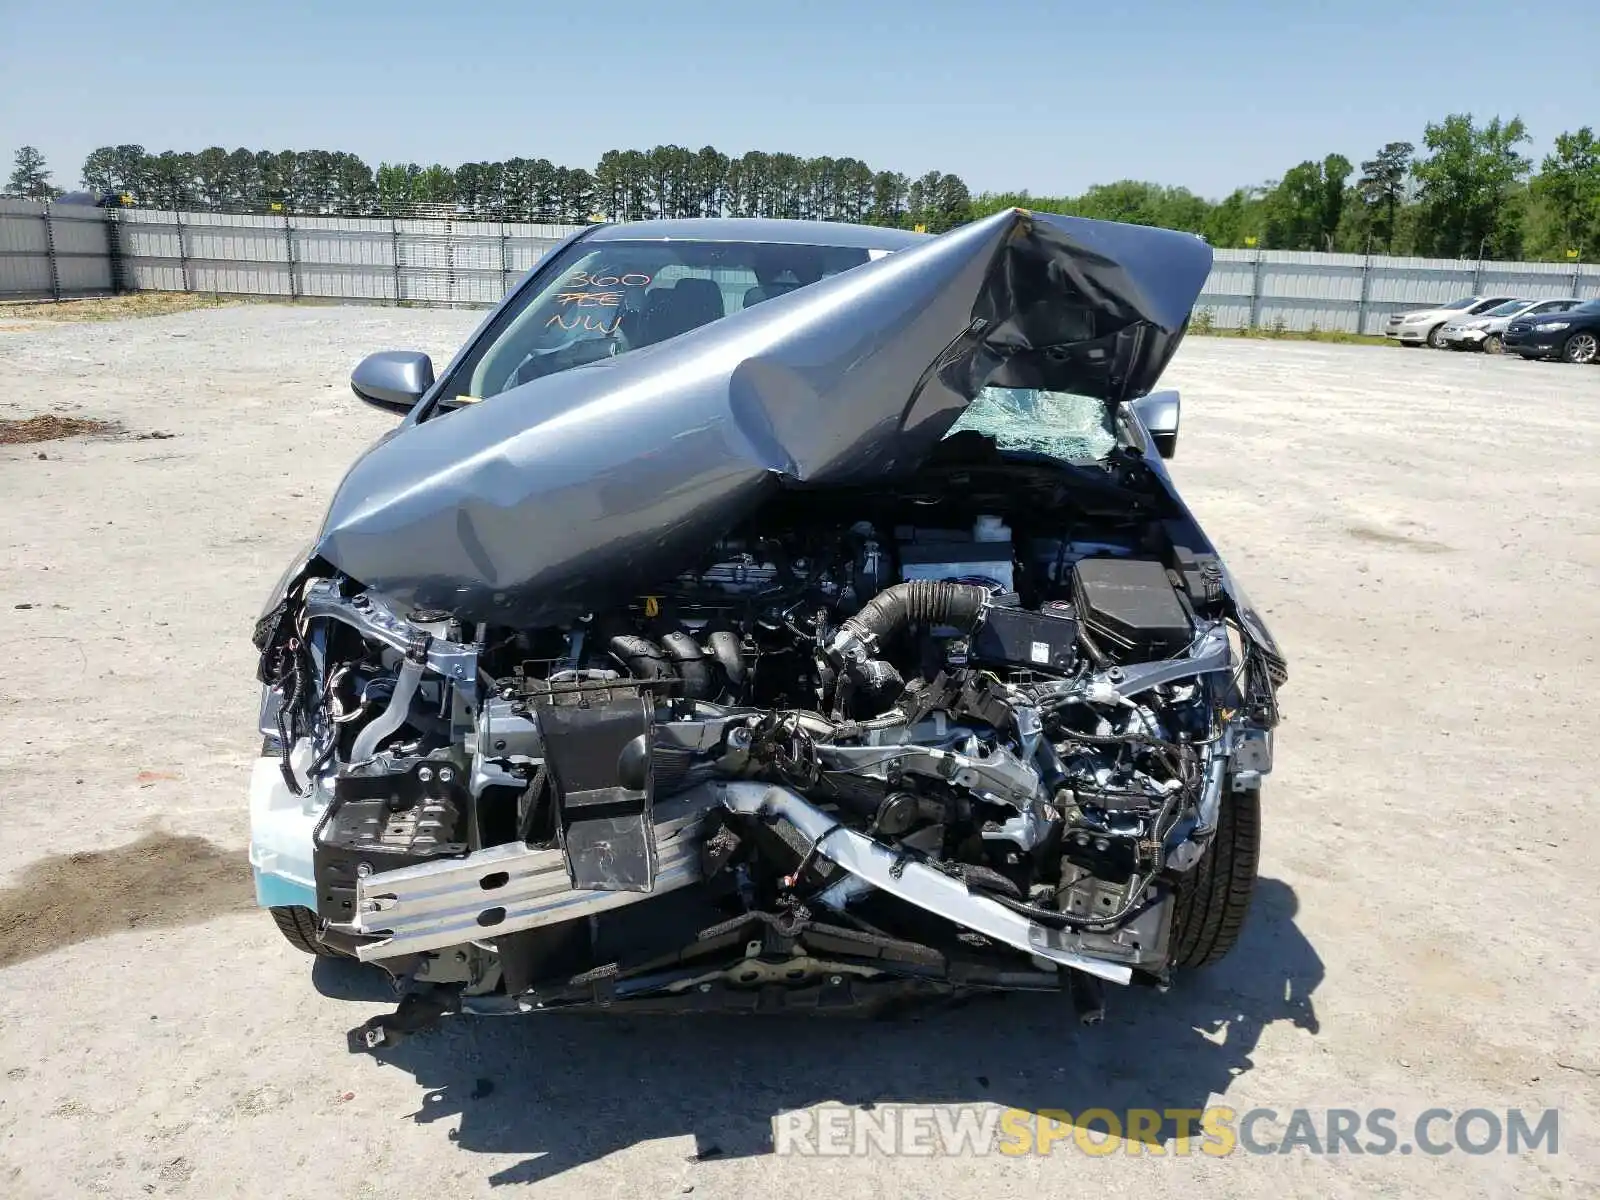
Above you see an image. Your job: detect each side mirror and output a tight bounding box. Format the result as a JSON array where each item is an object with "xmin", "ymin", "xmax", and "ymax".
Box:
[
  {"xmin": 351, "ymin": 351, "xmax": 435, "ymax": 414},
  {"xmin": 1129, "ymin": 388, "xmax": 1180, "ymax": 459}
]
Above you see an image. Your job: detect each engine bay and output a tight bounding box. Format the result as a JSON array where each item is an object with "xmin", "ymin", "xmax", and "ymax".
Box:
[{"xmin": 253, "ymin": 463, "xmax": 1282, "ymax": 1030}]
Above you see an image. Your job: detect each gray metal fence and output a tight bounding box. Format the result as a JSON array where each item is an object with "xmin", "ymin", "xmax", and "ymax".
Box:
[
  {"xmin": 4, "ymin": 200, "xmax": 1599, "ymax": 330},
  {"xmin": 113, "ymin": 209, "xmax": 577, "ymax": 305},
  {"xmin": 0, "ymin": 199, "xmax": 117, "ymax": 300},
  {"xmin": 1199, "ymin": 248, "xmax": 1600, "ymax": 334}
]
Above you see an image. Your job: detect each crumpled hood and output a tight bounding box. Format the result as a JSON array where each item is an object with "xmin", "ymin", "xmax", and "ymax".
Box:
[{"xmin": 314, "ymin": 209, "xmax": 1212, "ymax": 624}]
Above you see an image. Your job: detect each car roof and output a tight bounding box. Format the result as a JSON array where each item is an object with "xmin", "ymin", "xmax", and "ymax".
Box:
[{"xmin": 585, "ymin": 217, "xmax": 929, "ymax": 251}]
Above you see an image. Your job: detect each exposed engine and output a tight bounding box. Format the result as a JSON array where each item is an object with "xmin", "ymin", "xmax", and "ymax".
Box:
[{"xmin": 253, "ymin": 468, "xmax": 1281, "ymax": 1036}]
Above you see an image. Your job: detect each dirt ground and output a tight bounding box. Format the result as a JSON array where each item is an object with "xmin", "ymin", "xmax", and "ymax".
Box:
[{"xmin": 1, "ymin": 304, "xmax": 1597, "ymax": 1199}]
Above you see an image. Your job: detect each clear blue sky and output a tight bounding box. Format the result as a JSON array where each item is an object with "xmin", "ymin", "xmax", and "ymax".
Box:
[{"xmin": 1, "ymin": 0, "xmax": 1593, "ymax": 198}]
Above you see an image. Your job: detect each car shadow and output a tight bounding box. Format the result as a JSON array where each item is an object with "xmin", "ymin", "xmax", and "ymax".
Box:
[{"xmin": 330, "ymin": 876, "xmax": 1320, "ymax": 1186}]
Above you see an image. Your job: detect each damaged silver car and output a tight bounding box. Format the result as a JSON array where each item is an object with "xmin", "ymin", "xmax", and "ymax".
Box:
[{"xmin": 247, "ymin": 209, "xmax": 1286, "ymax": 1045}]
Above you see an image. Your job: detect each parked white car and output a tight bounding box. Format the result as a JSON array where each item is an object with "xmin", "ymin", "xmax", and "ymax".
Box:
[
  {"xmin": 1385, "ymin": 296, "xmax": 1520, "ymax": 348},
  {"xmin": 1439, "ymin": 298, "xmax": 1585, "ymax": 354}
]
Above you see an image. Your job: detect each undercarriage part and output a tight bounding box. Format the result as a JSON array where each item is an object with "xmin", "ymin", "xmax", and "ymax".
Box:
[
  {"xmin": 313, "ymin": 749, "xmax": 472, "ymax": 927},
  {"xmin": 1068, "ymin": 969, "xmax": 1106, "ymax": 1025},
  {"xmin": 350, "ymin": 986, "xmax": 459, "ymax": 1052},
  {"xmin": 715, "ymin": 782, "xmax": 1133, "ymax": 985},
  {"xmin": 345, "ymin": 796, "xmax": 710, "ymax": 961},
  {"xmin": 530, "ymin": 681, "xmax": 657, "ymax": 892}
]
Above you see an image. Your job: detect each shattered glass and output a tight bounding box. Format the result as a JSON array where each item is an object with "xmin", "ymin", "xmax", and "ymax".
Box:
[{"xmin": 946, "ymin": 386, "xmax": 1117, "ymax": 464}]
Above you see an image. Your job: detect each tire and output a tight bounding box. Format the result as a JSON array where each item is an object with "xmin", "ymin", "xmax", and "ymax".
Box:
[
  {"xmin": 1171, "ymin": 786, "xmax": 1261, "ymax": 969},
  {"xmin": 1482, "ymin": 333, "xmax": 1504, "ymax": 355},
  {"xmin": 269, "ymin": 904, "xmax": 341, "ymax": 957},
  {"xmin": 1426, "ymin": 324, "xmax": 1449, "ymax": 349},
  {"xmin": 1562, "ymin": 331, "xmax": 1598, "ymax": 364}
]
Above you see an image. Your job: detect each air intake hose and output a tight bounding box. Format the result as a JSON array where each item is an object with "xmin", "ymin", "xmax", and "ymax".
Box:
[
  {"xmin": 839, "ymin": 580, "xmax": 991, "ymax": 647},
  {"xmin": 826, "ymin": 581, "xmax": 991, "ymax": 707}
]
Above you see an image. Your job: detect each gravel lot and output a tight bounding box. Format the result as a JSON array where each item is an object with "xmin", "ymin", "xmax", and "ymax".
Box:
[{"xmin": 2, "ymin": 304, "xmax": 1598, "ymax": 1199}]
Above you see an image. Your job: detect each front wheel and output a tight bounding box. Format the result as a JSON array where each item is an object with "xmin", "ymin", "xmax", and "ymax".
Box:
[
  {"xmin": 1426, "ymin": 324, "xmax": 1449, "ymax": 349},
  {"xmin": 1171, "ymin": 786, "xmax": 1261, "ymax": 969},
  {"xmin": 1562, "ymin": 331, "xmax": 1598, "ymax": 364},
  {"xmin": 269, "ymin": 904, "xmax": 342, "ymax": 957},
  {"xmin": 1482, "ymin": 333, "xmax": 1504, "ymax": 355}
]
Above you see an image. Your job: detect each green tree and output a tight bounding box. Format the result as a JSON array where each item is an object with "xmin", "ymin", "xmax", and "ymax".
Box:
[
  {"xmin": 1202, "ymin": 187, "xmax": 1264, "ymax": 247},
  {"xmin": 193, "ymin": 146, "xmax": 231, "ymax": 209},
  {"xmin": 413, "ymin": 164, "xmax": 456, "ymax": 206},
  {"xmin": 693, "ymin": 145, "xmax": 728, "ymax": 217},
  {"xmin": 1528, "ymin": 128, "xmax": 1600, "ymax": 260},
  {"xmin": 1412, "ymin": 114, "xmax": 1532, "ymax": 258},
  {"xmin": 259, "ymin": 150, "xmax": 301, "ymax": 211},
  {"xmin": 730, "ymin": 152, "xmax": 772, "ymax": 217},
  {"xmin": 930, "ymin": 172, "xmax": 972, "ymax": 233},
  {"xmin": 1259, "ymin": 155, "xmax": 1350, "ymax": 250},
  {"xmin": 1357, "ymin": 141, "xmax": 1413, "ymax": 252},
  {"xmin": 332, "ymin": 152, "xmax": 376, "ymax": 214},
  {"xmin": 6, "ymin": 146, "xmax": 60, "ymax": 199},
  {"xmin": 294, "ymin": 150, "xmax": 337, "ymax": 213},
  {"xmin": 145, "ymin": 150, "xmax": 196, "ymax": 208},
  {"xmin": 868, "ymin": 170, "xmax": 908, "ymax": 226},
  {"xmin": 375, "ymin": 162, "xmax": 417, "ymax": 214},
  {"xmin": 81, "ymin": 146, "xmax": 118, "ymax": 195},
  {"xmin": 1318, "ymin": 154, "xmax": 1353, "ymax": 250},
  {"xmin": 555, "ymin": 166, "xmax": 595, "ymax": 221},
  {"xmin": 225, "ymin": 148, "xmax": 263, "ymax": 209}
]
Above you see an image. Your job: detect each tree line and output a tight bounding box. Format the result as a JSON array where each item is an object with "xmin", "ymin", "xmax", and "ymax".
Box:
[
  {"xmin": 6, "ymin": 143, "xmax": 973, "ymax": 233},
  {"xmin": 976, "ymin": 116, "xmax": 1598, "ymax": 262},
  {"xmin": 5, "ymin": 114, "xmax": 1599, "ymax": 260}
]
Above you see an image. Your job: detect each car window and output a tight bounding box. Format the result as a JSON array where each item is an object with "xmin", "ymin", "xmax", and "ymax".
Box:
[
  {"xmin": 1528, "ymin": 300, "xmax": 1571, "ymax": 314},
  {"xmin": 426, "ymin": 237, "xmax": 875, "ymax": 414},
  {"xmin": 1569, "ymin": 300, "xmax": 1600, "ymax": 315},
  {"xmin": 1483, "ymin": 300, "xmax": 1529, "ymax": 317},
  {"xmin": 945, "ymin": 387, "xmax": 1117, "ymax": 465},
  {"xmin": 1468, "ymin": 297, "xmax": 1516, "ymax": 313},
  {"xmin": 1438, "ymin": 297, "xmax": 1477, "ymax": 310}
]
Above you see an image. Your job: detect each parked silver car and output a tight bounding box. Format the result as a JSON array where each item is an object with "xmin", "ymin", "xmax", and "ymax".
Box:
[
  {"xmin": 1439, "ymin": 298, "xmax": 1585, "ymax": 354},
  {"xmin": 1385, "ymin": 295, "xmax": 1519, "ymax": 348}
]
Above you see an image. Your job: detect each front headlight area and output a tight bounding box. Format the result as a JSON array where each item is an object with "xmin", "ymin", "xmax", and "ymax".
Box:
[{"xmin": 249, "ymin": 574, "xmax": 491, "ymax": 939}]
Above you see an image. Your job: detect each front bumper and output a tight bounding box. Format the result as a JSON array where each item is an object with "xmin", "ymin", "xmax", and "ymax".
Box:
[
  {"xmin": 1386, "ymin": 324, "xmax": 1431, "ymax": 342},
  {"xmin": 1503, "ymin": 333, "xmax": 1560, "ymax": 357},
  {"xmin": 248, "ymin": 753, "xmax": 322, "ymax": 910},
  {"xmin": 1439, "ymin": 326, "xmax": 1486, "ymax": 348}
]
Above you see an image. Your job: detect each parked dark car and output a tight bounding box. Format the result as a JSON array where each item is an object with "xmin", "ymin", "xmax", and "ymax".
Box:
[
  {"xmin": 1504, "ymin": 298, "xmax": 1600, "ymax": 363},
  {"xmin": 248, "ymin": 211, "xmax": 1285, "ymax": 1043}
]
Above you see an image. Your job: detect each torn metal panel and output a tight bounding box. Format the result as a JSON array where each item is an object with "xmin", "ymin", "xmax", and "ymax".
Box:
[{"xmin": 311, "ymin": 209, "xmax": 1212, "ymax": 626}]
